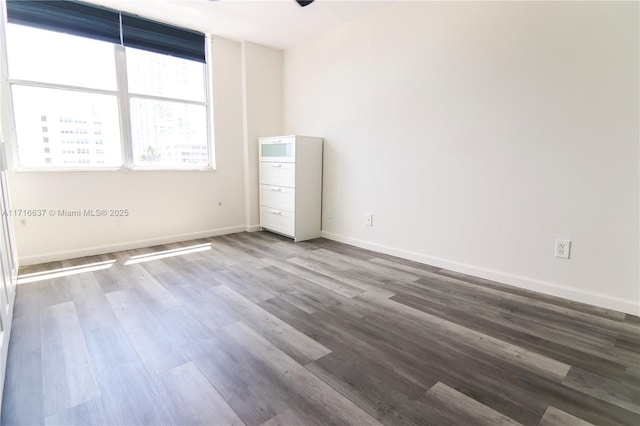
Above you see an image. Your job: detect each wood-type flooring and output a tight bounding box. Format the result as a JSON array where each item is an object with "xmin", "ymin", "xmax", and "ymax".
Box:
[{"xmin": 2, "ymin": 232, "xmax": 639, "ymax": 425}]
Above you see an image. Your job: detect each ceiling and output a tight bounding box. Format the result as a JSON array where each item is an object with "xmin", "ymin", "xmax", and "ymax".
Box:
[{"xmin": 85, "ymin": 0, "xmax": 393, "ymax": 49}]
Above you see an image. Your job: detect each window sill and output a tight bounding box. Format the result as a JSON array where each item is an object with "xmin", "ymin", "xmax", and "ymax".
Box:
[{"xmin": 11, "ymin": 166, "xmax": 216, "ymax": 173}]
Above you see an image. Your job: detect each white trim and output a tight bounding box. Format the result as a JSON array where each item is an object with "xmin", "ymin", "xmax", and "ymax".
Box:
[
  {"xmin": 8, "ymin": 78, "xmax": 119, "ymax": 96},
  {"xmin": 0, "ymin": 6, "xmax": 18, "ymax": 171},
  {"xmin": 12, "ymin": 166, "xmax": 215, "ymax": 173},
  {"xmin": 127, "ymin": 166, "xmax": 214, "ymax": 172},
  {"xmin": 245, "ymin": 224, "xmax": 262, "ymax": 233},
  {"xmin": 204, "ymin": 34, "xmax": 216, "ymax": 170},
  {"xmin": 240, "ymin": 41, "xmax": 252, "ymax": 231},
  {"xmin": 18, "ymin": 225, "xmax": 245, "ymax": 266},
  {"xmin": 321, "ymin": 230, "xmax": 640, "ymax": 316},
  {"xmin": 115, "ymin": 44, "xmax": 132, "ymax": 169},
  {"xmin": 127, "ymin": 93, "xmax": 206, "ymax": 106}
]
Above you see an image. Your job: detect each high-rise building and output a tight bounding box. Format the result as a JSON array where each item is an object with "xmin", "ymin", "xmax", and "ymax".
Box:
[{"xmin": 37, "ymin": 109, "xmax": 107, "ymax": 167}]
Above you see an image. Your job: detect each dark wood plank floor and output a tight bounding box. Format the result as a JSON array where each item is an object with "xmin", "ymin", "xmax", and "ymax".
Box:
[{"xmin": 2, "ymin": 231, "xmax": 639, "ymax": 425}]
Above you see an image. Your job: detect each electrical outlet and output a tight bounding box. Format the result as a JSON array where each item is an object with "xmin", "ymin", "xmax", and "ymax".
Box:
[
  {"xmin": 555, "ymin": 239, "xmax": 571, "ymax": 259},
  {"xmin": 328, "ymin": 208, "xmax": 333, "ymax": 219},
  {"xmin": 365, "ymin": 213, "xmax": 373, "ymax": 226}
]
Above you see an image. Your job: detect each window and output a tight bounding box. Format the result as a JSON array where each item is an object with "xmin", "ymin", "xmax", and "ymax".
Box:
[
  {"xmin": 127, "ymin": 48, "xmax": 208, "ymax": 168},
  {"xmin": 3, "ymin": 0, "xmax": 210, "ymax": 170},
  {"xmin": 11, "ymin": 82, "xmax": 122, "ymax": 168}
]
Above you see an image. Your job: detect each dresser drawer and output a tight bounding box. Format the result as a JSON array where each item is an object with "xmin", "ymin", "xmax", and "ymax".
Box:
[
  {"xmin": 259, "ymin": 162, "xmax": 295, "ymax": 187},
  {"xmin": 260, "ymin": 207, "xmax": 294, "ymax": 237},
  {"xmin": 260, "ymin": 185, "xmax": 295, "ymax": 212},
  {"xmin": 259, "ymin": 136, "xmax": 295, "ymax": 163}
]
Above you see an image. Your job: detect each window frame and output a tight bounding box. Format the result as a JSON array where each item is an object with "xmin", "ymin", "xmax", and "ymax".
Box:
[{"xmin": 0, "ymin": 6, "xmax": 215, "ymax": 172}]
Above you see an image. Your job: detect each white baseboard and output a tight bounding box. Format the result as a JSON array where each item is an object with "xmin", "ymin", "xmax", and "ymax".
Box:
[
  {"xmin": 18, "ymin": 225, "xmax": 246, "ymax": 266},
  {"xmin": 245, "ymin": 224, "xmax": 262, "ymax": 232},
  {"xmin": 321, "ymin": 231, "xmax": 639, "ymax": 316}
]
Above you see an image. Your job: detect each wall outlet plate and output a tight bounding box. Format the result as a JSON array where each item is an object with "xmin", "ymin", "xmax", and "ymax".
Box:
[
  {"xmin": 365, "ymin": 213, "xmax": 373, "ymax": 226},
  {"xmin": 555, "ymin": 239, "xmax": 571, "ymax": 259}
]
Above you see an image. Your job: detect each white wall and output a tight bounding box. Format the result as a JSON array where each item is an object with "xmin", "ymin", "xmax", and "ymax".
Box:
[
  {"xmin": 241, "ymin": 42, "xmax": 283, "ymax": 230},
  {"xmin": 284, "ymin": 1, "xmax": 640, "ymax": 314},
  {"xmin": 7, "ymin": 36, "xmax": 247, "ymax": 265}
]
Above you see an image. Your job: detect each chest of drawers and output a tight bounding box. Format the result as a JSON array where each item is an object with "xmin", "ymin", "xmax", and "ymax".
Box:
[{"xmin": 258, "ymin": 135, "xmax": 323, "ymax": 242}]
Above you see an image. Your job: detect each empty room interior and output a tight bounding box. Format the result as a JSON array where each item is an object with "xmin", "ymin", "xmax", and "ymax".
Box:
[{"xmin": 0, "ymin": 0, "xmax": 638, "ymax": 425}]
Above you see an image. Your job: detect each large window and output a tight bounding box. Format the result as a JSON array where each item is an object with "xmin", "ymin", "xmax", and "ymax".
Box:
[{"xmin": 2, "ymin": 1, "xmax": 210, "ymax": 170}]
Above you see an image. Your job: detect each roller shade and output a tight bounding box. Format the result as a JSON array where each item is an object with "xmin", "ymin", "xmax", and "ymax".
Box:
[
  {"xmin": 121, "ymin": 13, "xmax": 205, "ymax": 63},
  {"xmin": 6, "ymin": 0, "xmax": 205, "ymax": 63},
  {"xmin": 6, "ymin": 0, "xmax": 120, "ymax": 44}
]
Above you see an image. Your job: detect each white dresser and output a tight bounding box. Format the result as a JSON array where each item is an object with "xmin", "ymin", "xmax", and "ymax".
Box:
[{"xmin": 259, "ymin": 135, "xmax": 323, "ymax": 242}]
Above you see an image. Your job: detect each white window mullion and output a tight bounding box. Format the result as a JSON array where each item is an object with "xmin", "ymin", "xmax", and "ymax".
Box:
[
  {"xmin": 6, "ymin": 79, "xmax": 119, "ymax": 97},
  {"xmin": 115, "ymin": 44, "xmax": 133, "ymax": 168},
  {"xmin": 205, "ymin": 34, "xmax": 215, "ymax": 169}
]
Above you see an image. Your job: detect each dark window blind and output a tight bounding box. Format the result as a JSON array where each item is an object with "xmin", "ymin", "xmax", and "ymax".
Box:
[
  {"xmin": 6, "ymin": 0, "xmax": 120, "ymax": 44},
  {"xmin": 122, "ymin": 13, "xmax": 205, "ymax": 63},
  {"xmin": 6, "ymin": 0, "xmax": 205, "ymax": 63}
]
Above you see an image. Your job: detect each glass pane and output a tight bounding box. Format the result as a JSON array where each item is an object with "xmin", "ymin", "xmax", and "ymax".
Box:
[
  {"xmin": 126, "ymin": 48, "xmax": 206, "ymax": 102},
  {"xmin": 261, "ymin": 143, "xmax": 292, "ymax": 157},
  {"xmin": 5, "ymin": 24, "xmax": 117, "ymax": 90},
  {"xmin": 130, "ymin": 98, "xmax": 208, "ymax": 168},
  {"xmin": 12, "ymin": 85, "xmax": 122, "ymax": 168}
]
